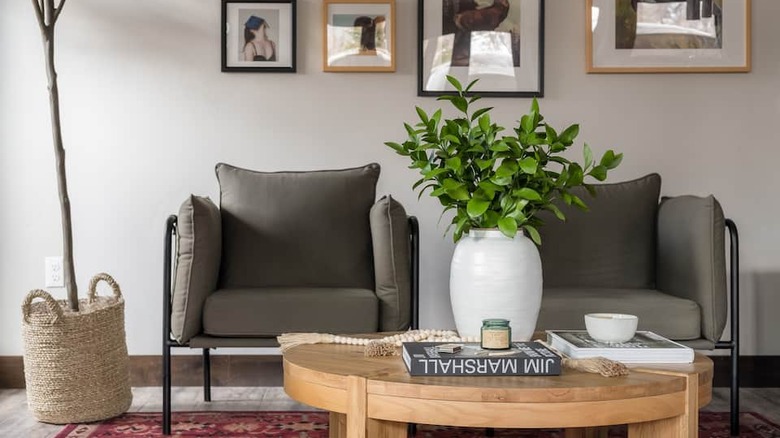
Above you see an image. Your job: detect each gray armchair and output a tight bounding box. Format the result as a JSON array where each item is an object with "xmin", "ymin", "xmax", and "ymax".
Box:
[
  {"xmin": 535, "ymin": 173, "xmax": 740, "ymax": 435},
  {"xmin": 161, "ymin": 163, "xmax": 419, "ymax": 435}
]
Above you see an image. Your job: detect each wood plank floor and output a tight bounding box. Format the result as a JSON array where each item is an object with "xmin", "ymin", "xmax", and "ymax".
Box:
[{"xmin": 0, "ymin": 388, "xmax": 777, "ymax": 438}]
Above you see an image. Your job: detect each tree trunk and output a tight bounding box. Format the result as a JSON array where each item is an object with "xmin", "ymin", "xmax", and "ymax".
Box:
[{"xmin": 35, "ymin": 0, "xmax": 78, "ymax": 311}]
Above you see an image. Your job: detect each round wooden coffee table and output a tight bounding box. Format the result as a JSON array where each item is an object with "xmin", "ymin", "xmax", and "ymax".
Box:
[{"xmin": 283, "ymin": 335, "xmax": 712, "ymax": 438}]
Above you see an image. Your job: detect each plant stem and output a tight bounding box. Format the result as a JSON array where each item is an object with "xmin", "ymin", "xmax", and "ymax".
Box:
[{"xmin": 35, "ymin": 0, "xmax": 78, "ymax": 311}]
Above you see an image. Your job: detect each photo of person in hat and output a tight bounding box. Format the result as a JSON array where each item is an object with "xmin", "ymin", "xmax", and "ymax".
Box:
[{"xmin": 243, "ymin": 15, "xmax": 276, "ymax": 61}]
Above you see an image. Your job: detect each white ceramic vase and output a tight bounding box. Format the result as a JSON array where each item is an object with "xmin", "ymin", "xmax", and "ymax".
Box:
[{"xmin": 449, "ymin": 229, "xmax": 543, "ymax": 341}]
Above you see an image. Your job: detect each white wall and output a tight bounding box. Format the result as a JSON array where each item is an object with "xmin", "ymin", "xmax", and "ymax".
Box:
[{"xmin": 1, "ymin": 0, "xmax": 779, "ymax": 356}]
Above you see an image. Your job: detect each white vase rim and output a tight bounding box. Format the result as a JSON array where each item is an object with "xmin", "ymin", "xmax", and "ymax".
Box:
[{"xmin": 466, "ymin": 228, "xmax": 525, "ymax": 238}]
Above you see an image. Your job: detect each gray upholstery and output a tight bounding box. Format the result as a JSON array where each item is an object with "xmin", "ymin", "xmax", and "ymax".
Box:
[
  {"xmin": 537, "ymin": 288, "xmax": 702, "ymax": 340},
  {"xmin": 171, "ymin": 196, "xmax": 221, "ymax": 343},
  {"xmin": 536, "ymin": 174, "xmax": 729, "ymax": 346},
  {"xmin": 370, "ymin": 195, "xmax": 411, "ymax": 331},
  {"xmin": 657, "ymin": 195, "xmax": 726, "ymax": 343},
  {"xmin": 539, "ymin": 173, "xmax": 661, "ymax": 289},
  {"xmin": 216, "ymin": 163, "xmax": 379, "ymax": 289},
  {"xmin": 202, "ymin": 287, "xmax": 378, "ymax": 336}
]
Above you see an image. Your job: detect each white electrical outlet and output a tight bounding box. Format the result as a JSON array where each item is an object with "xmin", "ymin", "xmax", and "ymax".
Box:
[{"xmin": 45, "ymin": 256, "xmax": 64, "ymax": 288}]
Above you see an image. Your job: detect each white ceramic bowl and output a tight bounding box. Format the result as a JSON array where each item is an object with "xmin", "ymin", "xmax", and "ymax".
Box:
[{"xmin": 584, "ymin": 313, "xmax": 638, "ymax": 343}]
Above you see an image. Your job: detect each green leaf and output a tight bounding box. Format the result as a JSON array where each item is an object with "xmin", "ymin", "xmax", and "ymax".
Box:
[
  {"xmin": 467, "ymin": 198, "xmax": 491, "ymax": 218},
  {"xmin": 545, "ymin": 125, "xmax": 558, "ymax": 143},
  {"xmin": 523, "ymin": 225, "xmax": 542, "ymax": 245},
  {"xmin": 443, "ymin": 134, "xmax": 461, "ymax": 145},
  {"xmin": 415, "ymin": 107, "xmax": 429, "ymax": 124},
  {"xmin": 478, "ymin": 114, "xmax": 490, "ymax": 133},
  {"xmin": 559, "ymin": 124, "xmax": 580, "ymax": 145},
  {"xmin": 491, "ymin": 175, "xmax": 513, "ymax": 186},
  {"xmin": 452, "ymin": 96, "xmax": 468, "ymax": 114},
  {"xmin": 583, "ymin": 143, "xmax": 593, "ymax": 169},
  {"xmin": 495, "ymin": 160, "xmax": 519, "ymax": 178},
  {"xmin": 478, "ymin": 180, "xmax": 500, "ymax": 198},
  {"xmin": 571, "ymin": 194, "xmax": 588, "ymax": 211},
  {"xmin": 445, "ymin": 157, "xmax": 462, "ymax": 172},
  {"xmin": 520, "ymin": 114, "xmax": 534, "ymax": 134},
  {"xmin": 475, "ymin": 158, "xmax": 494, "ymax": 171},
  {"xmin": 600, "ymin": 150, "xmax": 623, "ymax": 169},
  {"xmin": 385, "ymin": 141, "xmax": 405, "ymax": 154},
  {"xmin": 446, "ymin": 75, "xmax": 464, "ymax": 92},
  {"xmin": 514, "ymin": 187, "xmax": 542, "ymax": 201},
  {"xmin": 464, "ymin": 79, "xmax": 479, "ymax": 93},
  {"xmin": 489, "ymin": 142, "xmax": 510, "ymax": 152},
  {"xmin": 423, "ymin": 168, "xmax": 449, "ymax": 179},
  {"xmin": 546, "ymin": 203, "xmax": 566, "ymax": 221},
  {"xmin": 589, "ymin": 165, "xmax": 608, "ymax": 181},
  {"xmin": 519, "ymin": 157, "xmax": 538, "ymax": 174},
  {"xmin": 498, "ymin": 217, "xmax": 518, "ymax": 238},
  {"xmin": 531, "ymin": 98, "xmax": 540, "ymax": 114},
  {"xmin": 470, "ymin": 107, "xmax": 493, "ymax": 122}
]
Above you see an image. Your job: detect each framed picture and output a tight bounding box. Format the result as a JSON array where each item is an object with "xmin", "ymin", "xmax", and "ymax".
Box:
[
  {"xmin": 418, "ymin": 0, "xmax": 545, "ymax": 97},
  {"xmin": 587, "ymin": 0, "xmax": 751, "ymax": 73},
  {"xmin": 323, "ymin": 0, "xmax": 396, "ymax": 72},
  {"xmin": 222, "ymin": 0, "xmax": 297, "ymax": 72}
]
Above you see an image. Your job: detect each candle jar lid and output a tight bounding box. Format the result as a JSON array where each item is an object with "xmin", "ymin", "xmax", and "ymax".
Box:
[{"xmin": 482, "ymin": 319, "xmax": 510, "ymax": 327}]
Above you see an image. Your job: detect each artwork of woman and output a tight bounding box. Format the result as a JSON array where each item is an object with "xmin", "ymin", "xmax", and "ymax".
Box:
[
  {"xmin": 444, "ymin": 0, "xmax": 515, "ymax": 66},
  {"xmin": 243, "ymin": 15, "xmax": 276, "ymax": 61},
  {"xmin": 353, "ymin": 15, "xmax": 386, "ymax": 54}
]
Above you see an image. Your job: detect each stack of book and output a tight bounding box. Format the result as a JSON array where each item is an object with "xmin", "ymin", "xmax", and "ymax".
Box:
[
  {"xmin": 546, "ymin": 330, "xmax": 694, "ymax": 364},
  {"xmin": 402, "ymin": 342, "xmax": 561, "ymax": 376}
]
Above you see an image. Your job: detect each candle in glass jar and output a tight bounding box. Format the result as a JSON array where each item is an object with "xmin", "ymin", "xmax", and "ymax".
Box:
[{"xmin": 480, "ymin": 319, "xmax": 511, "ymax": 350}]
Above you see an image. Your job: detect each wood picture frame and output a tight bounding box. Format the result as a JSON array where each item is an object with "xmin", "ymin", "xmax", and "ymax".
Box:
[
  {"xmin": 417, "ymin": 0, "xmax": 545, "ymax": 97},
  {"xmin": 586, "ymin": 0, "xmax": 751, "ymax": 73},
  {"xmin": 222, "ymin": 0, "xmax": 297, "ymax": 73},
  {"xmin": 322, "ymin": 0, "xmax": 396, "ymax": 72}
]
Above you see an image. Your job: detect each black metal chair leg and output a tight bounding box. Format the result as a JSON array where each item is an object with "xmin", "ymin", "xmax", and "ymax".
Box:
[
  {"xmin": 730, "ymin": 342, "xmax": 739, "ymax": 436},
  {"xmin": 203, "ymin": 348, "xmax": 212, "ymax": 402},
  {"xmin": 162, "ymin": 341, "xmax": 172, "ymax": 435}
]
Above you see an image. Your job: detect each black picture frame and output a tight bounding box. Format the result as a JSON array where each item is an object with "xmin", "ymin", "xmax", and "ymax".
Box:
[
  {"xmin": 417, "ymin": 0, "xmax": 545, "ymax": 97},
  {"xmin": 221, "ymin": 0, "xmax": 298, "ymax": 73}
]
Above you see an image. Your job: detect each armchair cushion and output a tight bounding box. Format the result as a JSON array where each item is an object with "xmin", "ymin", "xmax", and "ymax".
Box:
[
  {"xmin": 202, "ymin": 287, "xmax": 378, "ymax": 336},
  {"xmin": 539, "ymin": 173, "xmax": 661, "ymax": 289},
  {"xmin": 537, "ymin": 287, "xmax": 702, "ymax": 340},
  {"xmin": 171, "ymin": 195, "xmax": 222, "ymax": 343},
  {"xmin": 370, "ymin": 196, "xmax": 411, "ymax": 331},
  {"xmin": 657, "ymin": 195, "xmax": 726, "ymax": 343},
  {"xmin": 216, "ymin": 163, "xmax": 379, "ymax": 289}
]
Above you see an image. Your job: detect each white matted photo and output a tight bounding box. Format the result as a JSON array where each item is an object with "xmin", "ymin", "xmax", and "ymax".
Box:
[
  {"xmin": 587, "ymin": 0, "xmax": 751, "ymax": 73},
  {"xmin": 222, "ymin": 0, "xmax": 296, "ymax": 72},
  {"xmin": 418, "ymin": 0, "xmax": 544, "ymax": 97},
  {"xmin": 323, "ymin": 0, "xmax": 396, "ymax": 72}
]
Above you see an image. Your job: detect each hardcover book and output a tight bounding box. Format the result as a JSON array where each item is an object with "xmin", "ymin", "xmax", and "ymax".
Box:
[
  {"xmin": 546, "ymin": 330, "xmax": 694, "ymax": 364},
  {"xmin": 402, "ymin": 342, "xmax": 561, "ymax": 377}
]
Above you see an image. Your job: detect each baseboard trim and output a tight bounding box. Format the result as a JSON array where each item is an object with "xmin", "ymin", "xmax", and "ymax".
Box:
[{"xmin": 1, "ymin": 355, "xmax": 777, "ymax": 389}]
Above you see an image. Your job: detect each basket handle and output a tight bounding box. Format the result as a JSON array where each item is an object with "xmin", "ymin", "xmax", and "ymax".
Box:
[
  {"xmin": 22, "ymin": 289, "xmax": 63, "ymax": 325},
  {"xmin": 87, "ymin": 273, "xmax": 123, "ymax": 303}
]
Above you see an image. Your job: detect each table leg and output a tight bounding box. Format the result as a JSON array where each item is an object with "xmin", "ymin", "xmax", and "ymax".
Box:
[
  {"xmin": 346, "ymin": 376, "xmax": 368, "ymax": 438},
  {"xmin": 628, "ymin": 371, "xmax": 698, "ymax": 438},
  {"xmin": 367, "ymin": 418, "xmax": 408, "ymax": 438},
  {"xmin": 564, "ymin": 427, "xmax": 609, "ymax": 438},
  {"xmin": 329, "ymin": 412, "xmax": 347, "ymax": 438}
]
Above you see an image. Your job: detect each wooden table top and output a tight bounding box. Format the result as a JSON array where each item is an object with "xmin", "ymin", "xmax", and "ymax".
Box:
[{"xmin": 282, "ymin": 335, "xmax": 714, "ymax": 405}]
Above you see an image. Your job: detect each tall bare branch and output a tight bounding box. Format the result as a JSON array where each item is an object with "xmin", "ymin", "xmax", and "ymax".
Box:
[
  {"xmin": 31, "ymin": 0, "xmax": 46, "ymax": 33},
  {"xmin": 44, "ymin": 0, "xmax": 54, "ymax": 27},
  {"xmin": 54, "ymin": 0, "xmax": 67, "ymax": 23}
]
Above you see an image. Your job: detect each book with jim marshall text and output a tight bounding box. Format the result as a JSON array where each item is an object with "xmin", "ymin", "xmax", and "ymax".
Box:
[{"xmin": 402, "ymin": 342, "xmax": 561, "ymax": 376}]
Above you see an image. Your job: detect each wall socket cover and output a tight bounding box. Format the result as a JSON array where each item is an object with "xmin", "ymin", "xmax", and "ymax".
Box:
[{"xmin": 45, "ymin": 256, "xmax": 64, "ymax": 288}]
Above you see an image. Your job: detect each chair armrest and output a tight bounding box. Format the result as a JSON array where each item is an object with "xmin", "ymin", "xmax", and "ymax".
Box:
[
  {"xmin": 656, "ymin": 195, "xmax": 727, "ymax": 343},
  {"xmin": 370, "ymin": 196, "xmax": 413, "ymax": 331},
  {"xmin": 168, "ymin": 196, "xmax": 222, "ymax": 344}
]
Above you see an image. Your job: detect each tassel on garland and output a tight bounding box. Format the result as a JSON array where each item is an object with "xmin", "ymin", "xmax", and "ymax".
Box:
[{"xmin": 535, "ymin": 339, "xmax": 629, "ymax": 377}]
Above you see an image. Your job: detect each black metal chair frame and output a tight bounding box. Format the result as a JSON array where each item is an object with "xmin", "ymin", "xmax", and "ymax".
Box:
[{"xmin": 161, "ymin": 215, "xmax": 420, "ymax": 435}]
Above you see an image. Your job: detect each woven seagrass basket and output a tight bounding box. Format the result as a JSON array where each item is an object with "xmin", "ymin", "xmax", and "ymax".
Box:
[{"xmin": 21, "ymin": 273, "xmax": 132, "ymax": 424}]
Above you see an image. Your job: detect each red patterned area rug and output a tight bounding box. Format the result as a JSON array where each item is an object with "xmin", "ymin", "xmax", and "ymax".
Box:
[{"xmin": 54, "ymin": 411, "xmax": 780, "ymax": 437}]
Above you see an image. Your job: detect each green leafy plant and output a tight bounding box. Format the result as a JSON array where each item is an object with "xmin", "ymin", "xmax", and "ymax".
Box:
[{"xmin": 385, "ymin": 76, "xmax": 623, "ymax": 244}]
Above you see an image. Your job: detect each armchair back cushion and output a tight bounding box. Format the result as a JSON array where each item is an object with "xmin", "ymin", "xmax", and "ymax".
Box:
[
  {"xmin": 171, "ymin": 195, "xmax": 222, "ymax": 343},
  {"xmin": 370, "ymin": 195, "xmax": 411, "ymax": 331},
  {"xmin": 216, "ymin": 163, "xmax": 379, "ymax": 289},
  {"xmin": 539, "ymin": 173, "xmax": 661, "ymax": 289}
]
